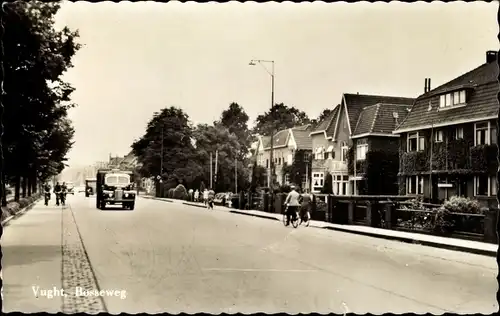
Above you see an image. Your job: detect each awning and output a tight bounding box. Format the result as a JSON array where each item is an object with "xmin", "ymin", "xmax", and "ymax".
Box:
[
  {"xmin": 326, "ymin": 145, "xmax": 334, "ymax": 153},
  {"xmin": 315, "ymin": 147, "xmax": 323, "ymax": 154}
]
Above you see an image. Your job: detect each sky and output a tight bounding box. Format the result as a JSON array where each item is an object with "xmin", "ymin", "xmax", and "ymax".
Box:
[{"xmin": 53, "ymin": 1, "xmax": 499, "ymax": 169}]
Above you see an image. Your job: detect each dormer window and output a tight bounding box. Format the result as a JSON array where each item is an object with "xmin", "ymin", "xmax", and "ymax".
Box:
[
  {"xmin": 408, "ymin": 132, "xmax": 425, "ymax": 152},
  {"xmin": 439, "ymin": 90, "xmax": 466, "ymax": 109},
  {"xmin": 315, "ymin": 147, "xmax": 324, "ymax": 160}
]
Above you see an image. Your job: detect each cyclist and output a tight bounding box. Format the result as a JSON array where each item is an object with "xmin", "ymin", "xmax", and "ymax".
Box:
[
  {"xmin": 284, "ymin": 185, "xmax": 300, "ymax": 226},
  {"xmin": 299, "ymin": 188, "xmax": 312, "ymax": 224},
  {"xmin": 207, "ymin": 188, "xmax": 215, "ymax": 210}
]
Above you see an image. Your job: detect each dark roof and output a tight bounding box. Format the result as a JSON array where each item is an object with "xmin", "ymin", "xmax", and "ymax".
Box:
[
  {"xmin": 311, "ymin": 106, "xmax": 339, "ymax": 135},
  {"xmin": 291, "ymin": 129, "xmax": 313, "ymax": 150},
  {"xmin": 260, "ymin": 125, "xmax": 312, "ymax": 150},
  {"xmin": 353, "ymin": 103, "xmax": 412, "ymax": 136},
  {"xmin": 343, "ymin": 94, "xmax": 416, "ymax": 135},
  {"xmin": 261, "ymin": 129, "xmax": 290, "ymax": 149},
  {"xmin": 395, "ymin": 61, "xmax": 499, "ymax": 132}
]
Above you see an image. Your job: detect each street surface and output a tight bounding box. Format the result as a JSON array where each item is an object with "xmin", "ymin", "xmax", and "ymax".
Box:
[{"xmin": 2, "ymin": 193, "xmax": 498, "ymax": 314}]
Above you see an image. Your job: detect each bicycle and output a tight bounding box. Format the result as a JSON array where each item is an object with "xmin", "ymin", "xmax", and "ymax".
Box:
[{"xmin": 282, "ymin": 205, "xmax": 299, "ymax": 228}]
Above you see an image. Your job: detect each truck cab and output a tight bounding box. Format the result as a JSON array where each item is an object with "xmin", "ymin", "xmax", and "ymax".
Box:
[{"xmin": 96, "ymin": 169, "xmax": 136, "ymax": 210}]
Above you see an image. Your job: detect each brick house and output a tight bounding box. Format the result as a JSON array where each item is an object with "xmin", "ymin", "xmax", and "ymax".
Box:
[
  {"xmin": 393, "ymin": 51, "xmax": 498, "ymax": 205},
  {"xmin": 255, "ymin": 125, "xmax": 313, "ymax": 187},
  {"xmin": 349, "ymin": 103, "xmax": 413, "ymax": 195},
  {"xmin": 309, "ymin": 94, "xmax": 415, "ymax": 194}
]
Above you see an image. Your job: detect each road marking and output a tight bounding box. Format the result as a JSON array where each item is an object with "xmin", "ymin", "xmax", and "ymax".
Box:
[{"xmin": 202, "ymin": 268, "xmax": 317, "ymax": 272}]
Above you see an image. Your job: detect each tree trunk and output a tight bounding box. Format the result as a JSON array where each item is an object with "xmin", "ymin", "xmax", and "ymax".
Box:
[
  {"xmin": 14, "ymin": 175, "xmax": 21, "ymax": 202},
  {"xmin": 33, "ymin": 174, "xmax": 37, "ymax": 194},
  {"xmin": 22, "ymin": 176, "xmax": 27, "ymax": 198},
  {"xmin": 2, "ymin": 177, "xmax": 7, "ymax": 207},
  {"xmin": 27, "ymin": 176, "xmax": 32, "ymax": 196}
]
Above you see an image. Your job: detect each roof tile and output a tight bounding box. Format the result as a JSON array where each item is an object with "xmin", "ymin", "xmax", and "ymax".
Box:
[{"xmin": 396, "ymin": 61, "xmax": 499, "ymax": 131}]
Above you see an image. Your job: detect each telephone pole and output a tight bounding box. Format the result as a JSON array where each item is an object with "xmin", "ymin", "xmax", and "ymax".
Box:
[
  {"xmin": 214, "ymin": 150, "xmax": 218, "ymax": 189},
  {"xmin": 210, "ymin": 152, "xmax": 213, "ymax": 188}
]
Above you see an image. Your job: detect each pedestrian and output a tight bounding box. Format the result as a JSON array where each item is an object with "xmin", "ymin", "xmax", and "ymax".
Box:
[
  {"xmin": 53, "ymin": 182, "xmax": 62, "ymax": 206},
  {"xmin": 284, "ymin": 185, "xmax": 300, "ymax": 226},
  {"xmin": 300, "ymin": 188, "xmax": 313, "ymax": 224},
  {"xmin": 207, "ymin": 188, "xmax": 215, "ymax": 210},
  {"xmin": 188, "ymin": 188, "xmax": 194, "ymax": 201},
  {"xmin": 194, "ymin": 189, "xmax": 199, "ymax": 202},
  {"xmin": 203, "ymin": 189, "xmax": 209, "ymax": 205}
]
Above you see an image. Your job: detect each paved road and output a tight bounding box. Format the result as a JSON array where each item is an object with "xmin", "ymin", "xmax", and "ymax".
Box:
[{"xmin": 3, "ymin": 194, "xmax": 498, "ymax": 314}]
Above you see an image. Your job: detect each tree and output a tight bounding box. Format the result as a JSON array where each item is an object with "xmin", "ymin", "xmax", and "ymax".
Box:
[
  {"xmin": 250, "ymin": 165, "xmax": 267, "ymax": 192},
  {"xmin": 192, "ymin": 124, "xmax": 249, "ymax": 192},
  {"xmin": 216, "ymin": 102, "xmax": 251, "ymax": 159},
  {"xmin": 285, "ymin": 150, "xmax": 312, "ymax": 189},
  {"xmin": 2, "ymin": 2, "xmax": 81, "ymax": 203},
  {"xmin": 131, "ymin": 106, "xmax": 199, "ymax": 188},
  {"xmin": 252, "ymin": 103, "xmax": 311, "ymax": 136}
]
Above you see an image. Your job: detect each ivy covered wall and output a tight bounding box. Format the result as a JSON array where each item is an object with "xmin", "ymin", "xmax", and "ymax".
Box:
[{"xmin": 399, "ymin": 123, "xmax": 498, "ymax": 176}]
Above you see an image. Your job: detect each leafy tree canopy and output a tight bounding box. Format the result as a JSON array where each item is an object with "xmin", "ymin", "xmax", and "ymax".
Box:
[{"xmin": 252, "ymin": 103, "xmax": 311, "ymax": 136}]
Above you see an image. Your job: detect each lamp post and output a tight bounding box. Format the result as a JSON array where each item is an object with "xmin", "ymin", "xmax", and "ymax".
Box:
[{"xmin": 249, "ymin": 59, "xmax": 275, "ymax": 191}]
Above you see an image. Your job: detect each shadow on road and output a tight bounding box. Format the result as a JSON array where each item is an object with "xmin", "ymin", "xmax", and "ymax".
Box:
[{"xmin": 2, "ymin": 245, "xmax": 61, "ymax": 268}]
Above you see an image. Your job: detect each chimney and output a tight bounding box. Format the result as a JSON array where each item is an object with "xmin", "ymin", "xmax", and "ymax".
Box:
[
  {"xmin": 486, "ymin": 50, "xmax": 497, "ymax": 63},
  {"xmin": 427, "ymin": 78, "xmax": 431, "ymax": 92},
  {"xmin": 424, "ymin": 78, "xmax": 427, "ymax": 93}
]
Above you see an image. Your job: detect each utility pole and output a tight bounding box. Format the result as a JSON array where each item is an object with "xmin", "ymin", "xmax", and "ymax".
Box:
[
  {"xmin": 215, "ymin": 150, "xmax": 218, "ymax": 189},
  {"xmin": 210, "ymin": 152, "xmax": 213, "ymax": 188},
  {"xmin": 235, "ymin": 157, "xmax": 238, "ymax": 194},
  {"xmin": 160, "ymin": 125, "xmax": 164, "ymax": 179}
]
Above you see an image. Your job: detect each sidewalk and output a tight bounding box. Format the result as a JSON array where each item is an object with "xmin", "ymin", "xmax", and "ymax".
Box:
[
  {"xmin": 142, "ymin": 195, "xmax": 498, "ymax": 257},
  {"xmin": 2, "ymin": 200, "xmax": 63, "ymax": 313}
]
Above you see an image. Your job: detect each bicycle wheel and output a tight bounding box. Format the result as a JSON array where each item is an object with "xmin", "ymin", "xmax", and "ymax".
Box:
[
  {"xmin": 282, "ymin": 212, "xmax": 288, "ymax": 226},
  {"xmin": 291, "ymin": 213, "xmax": 299, "ymax": 228}
]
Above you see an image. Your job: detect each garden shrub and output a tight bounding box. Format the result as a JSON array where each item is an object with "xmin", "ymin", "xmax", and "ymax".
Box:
[
  {"xmin": 173, "ymin": 184, "xmax": 188, "ymax": 200},
  {"xmin": 440, "ymin": 196, "xmax": 481, "ymax": 214},
  {"xmin": 167, "ymin": 188, "xmax": 175, "ymax": 198}
]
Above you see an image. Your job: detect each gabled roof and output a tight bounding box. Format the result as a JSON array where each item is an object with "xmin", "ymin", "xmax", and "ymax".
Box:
[
  {"xmin": 260, "ymin": 125, "xmax": 312, "ymax": 150},
  {"xmin": 290, "ymin": 127, "xmax": 313, "ymax": 150},
  {"xmin": 395, "ymin": 60, "xmax": 499, "ymax": 133},
  {"xmin": 353, "ymin": 103, "xmax": 412, "ymax": 136},
  {"xmin": 343, "ymin": 94, "xmax": 416, "ymax": 136},
  {"xmin": 310, "ymin": 105, "xmax": 339, "ymax": 137}
]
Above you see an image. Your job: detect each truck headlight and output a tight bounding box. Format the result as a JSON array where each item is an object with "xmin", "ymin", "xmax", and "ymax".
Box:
[
  {"xmin": 124, "ymin": 193, "xmax": 129, "ymax": 198},
  {"xmin": 108, "ymin": 193, "xmax": 113, "ymax": 197}
]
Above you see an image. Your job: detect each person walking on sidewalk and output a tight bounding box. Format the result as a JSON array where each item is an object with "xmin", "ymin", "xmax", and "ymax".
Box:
[
  {"xmin": 207, "ymin": 188, "xmax": 215, "ymax": 210},
  {"xmin": 194, "ymin": 189, "xmax": 200, "ymax": 202},
  {"xmin": 44, "ymin": 183, "xmax": 51, "ymax": 206},
  {"xmin": 53, "ymin": 182, "xmax": 62, "ymax": 206},
  {"xmin": 284, "ymin": 185, "xmax": 300, "ymax": 226}
]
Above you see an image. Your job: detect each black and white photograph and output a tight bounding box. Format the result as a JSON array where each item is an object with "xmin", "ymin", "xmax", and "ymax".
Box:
[{"xmin": 1, "ymin": 0, "xmax": 498, "ymax": 314}]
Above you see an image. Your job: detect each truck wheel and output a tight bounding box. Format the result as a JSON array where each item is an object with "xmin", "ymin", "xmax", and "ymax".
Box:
[
  {"xmin": 129, "ymin": 202, "xmax": 135, "ymax": 210},
  {"xmin": 100, "ymin": 201, "xmax": 106, "ymax": 210},
  {"xmin": 86, "ymin": 193, "xmax": 89, "ymax": 197}
]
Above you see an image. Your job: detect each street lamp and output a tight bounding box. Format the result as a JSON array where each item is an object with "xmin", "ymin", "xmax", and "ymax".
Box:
[{"xmin": 249, "ymin": 59, "xmax": 275, "ymax": 192}]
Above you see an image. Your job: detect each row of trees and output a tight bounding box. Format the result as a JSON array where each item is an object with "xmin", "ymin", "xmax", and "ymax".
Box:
[
  {"xmin": 132, "ymin": 101, "xmax": 333, "ymax": 193},
  {"xmin": 2, "ymin": 2, "xmax": 80, "ymax": 205}
]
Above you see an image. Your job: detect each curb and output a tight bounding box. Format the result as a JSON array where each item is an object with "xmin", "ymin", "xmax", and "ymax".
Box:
[
  {"xmin": 1, "ymin": 197, "xmax": 43, "ymax": 226},
  {"xmin": 148, "ymin": 196, "xmax": 497, "ymax": 257},
  {"xmin": 142, "ymin": 196, "xmax": 174, "ymax": 203},
  {"xmin": 319, "ymin": 225, "xmax": 497, "ymax": 258},
  {"xmin": 229, "ymin": 210, "xmax": 280, "ymax": 221}
]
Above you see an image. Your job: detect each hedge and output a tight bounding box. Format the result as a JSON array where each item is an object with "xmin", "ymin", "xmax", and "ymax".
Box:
[
  {"xmin": 173, "ymin": 184, "xmax": 188, "ymax": 200},
  {"xmin": 1, "ymin": 193, "xmax": 42, "ymax": 222}
]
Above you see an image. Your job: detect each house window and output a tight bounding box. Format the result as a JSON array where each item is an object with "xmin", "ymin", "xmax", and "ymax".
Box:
[
  {"xmin": 474, "ymin": 175, "xmax": 489, "ymax": 196},
  {"xmin": 434, "ymin": 130, "xmax": 443, "ymax": 143},
  {"xmin": 455, "ymin": 127, "xmax": 464, "ymax": 140},
  {"xmin": 266, "ymin": 159, "xmax": 269, "ymax": 168},
  {"xmin": 287, "ymin": 153, "xmax": 293, "ymax": 165},
  {"xmin": 356, "ymin": 144, "xmax": 368, "ymax": 160},
  {"xmin": 407, "ymin": 176, "xmax": 423, "ymax": 195},
  {"xmin": 278, "ymin": 157, "xmax": 282, "ymax": 165},
  {"xmin": 475, "ymin": 122, "xmax": 489, "ymax": 145},
  {"xmin": 419, "ymin": 134, "xmax": 425, "ymax": 151},
  {"xmin": 312, "ymin": 172, "xmax": 324, "ymax": 192},
  {"xmin": 439, "ymin": 90, "xmax": 467, "ymax": 108},
  {"xmin": 284, "ymin": 174, "xmax": 290, "ymax": 184},
  {"xmin": 341, "ymin": 142, "xmax": 348, "ymax": 162},
  {"xmin": 315, "ymin": 147, "xmax": 324, "ymax": 160},
  {"xmin": 408, "ymin": 133, "xmax": 418, "ymax": 152},
  {"xmin": 326, "ymin": 146, "xmax": 334, "ymax": 160}
]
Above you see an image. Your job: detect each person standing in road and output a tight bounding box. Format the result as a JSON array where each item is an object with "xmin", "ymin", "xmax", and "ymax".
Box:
[
  {"xmin": 284, "ymin": 185, "xmax": 300, "ymax": 226},
  {"xmin": 203, "ymin": 189, "xmax": 209, "ymax": 205},
  {"xmin": 207, "ymin": 188, "xmax": 215, "ymax": 210}
]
